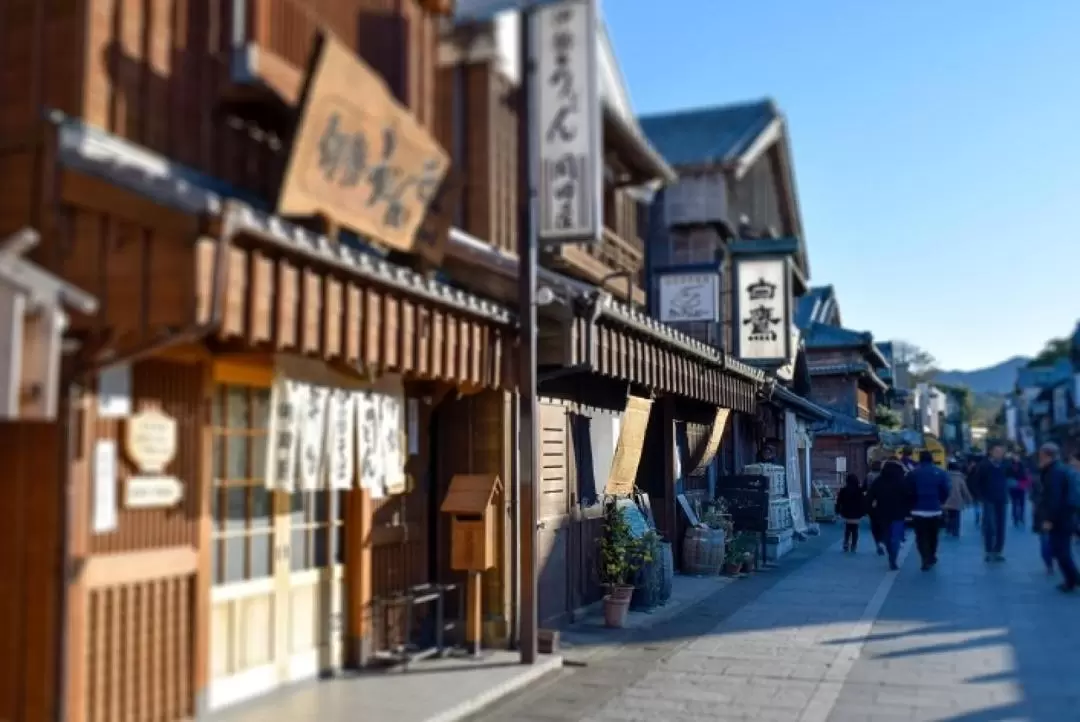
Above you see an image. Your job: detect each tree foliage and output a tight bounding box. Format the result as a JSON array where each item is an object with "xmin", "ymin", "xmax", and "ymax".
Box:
[
  {"xmin": 891, "ymin": 340, "xmax": 938, "ymax": 382},
  {"xmin": 874, "ymin": 406, "xmax": 903, "ymax": 430},
  {"xmin": 1027, "ymin": 337, "xmax": 1071, "ymax": 368}
]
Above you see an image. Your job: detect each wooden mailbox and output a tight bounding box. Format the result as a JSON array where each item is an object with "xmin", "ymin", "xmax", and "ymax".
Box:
[{"xmin": 441, "ymin": 473, "xmax": 501, "ymax": 571}]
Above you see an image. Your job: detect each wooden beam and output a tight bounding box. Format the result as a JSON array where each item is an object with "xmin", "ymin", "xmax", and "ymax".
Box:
[{"xmin": 0, "ymin": 284, "xmax": 25, "ymax": 416}]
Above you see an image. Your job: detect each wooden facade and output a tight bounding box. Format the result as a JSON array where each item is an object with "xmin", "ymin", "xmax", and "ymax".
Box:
[
  {"xmin": 0, "ymin": 2, "xmax": 528, "ymax": 720},
  {"xmin": 435, "ymin": 49, "xmax": 659, "ymax": 307}
]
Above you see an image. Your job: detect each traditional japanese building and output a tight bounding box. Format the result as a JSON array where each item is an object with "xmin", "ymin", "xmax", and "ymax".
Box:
[
  {"xmin": 635, "ymin": 99, "xmax": 833, "ymax": 542},
  {"xmin": 0, "ymin": 2, "xmax": 533, "ymax": 720},
  {"xmin": 439, "ymin": 4, "xmax": 767, "ymax": 621},
  {"xmin": 801, "ymin": 322, "xmax": 888, "ymax": 484}
]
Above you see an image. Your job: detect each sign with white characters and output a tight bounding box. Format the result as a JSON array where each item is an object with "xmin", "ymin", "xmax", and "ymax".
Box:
[
  {"xmin": 266, "ymin": 377, "xmax": 302, "ymax": 491},
  {"xmin": 735, "ymin": 257, "xmax": 790, "ymax": 362},
  {"xmin": 125, "ymin": 475, "xmax": 184, "ymax": 509},
  {"xmin": 298, "ymin": 385, "xmax": 330, "ymax": 490},
  {"xmin": 380, "ymin": 393, "xmax": 406, "ymax": 495},
  {"xmin": 125, "ymin": 409, "xmax": 177, "ymax": 474},
  {"xmin": 356, "ymin": 390, "xmax": 384, "ymax": 498},
  {"xmin": 532, "ymin": 0, "xmax": 601, "ymax": 245},
  {"xmin": 1005, "ymin": 404, "xmax": 1018, "ymax": 442},
  {"xmin": 657, "ymin": 273, "xmax": 719, "ymax": 323},
  {"xmin": 326, "ymin": 390, "xmax": 356, "ymax": 490},
  {"xmin": 92, "ymin": 439, "xmax": 118, "ymax": 534}
]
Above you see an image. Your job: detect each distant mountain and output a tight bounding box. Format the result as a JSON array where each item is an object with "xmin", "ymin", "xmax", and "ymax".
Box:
[{"xmin": 931, "ymin": 356, "xmax": 1031, "ymax": 395}]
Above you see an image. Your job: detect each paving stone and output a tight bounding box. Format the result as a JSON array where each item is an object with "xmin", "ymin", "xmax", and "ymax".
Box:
[{"xmin": 473, "ymin": 512, "xmax": 1080, "ymax": 722}]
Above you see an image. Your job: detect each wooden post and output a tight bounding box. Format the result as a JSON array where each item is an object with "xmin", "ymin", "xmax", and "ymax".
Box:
[
  {"xmin": 467, "ymin": 571, "xmax": 483, "ymax": 656},
  {"xmin": 193, "ymin": 359, "xmax": 214, "ymax": 715},
  {"xmin": 346, "ymin": 487, "xmax": 373, "ymax": 667}
]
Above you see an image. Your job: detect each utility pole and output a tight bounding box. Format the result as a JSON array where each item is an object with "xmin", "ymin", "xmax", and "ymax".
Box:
[{"xmin": 516, "ymin": 4, "xmax": 540, "ymax": 665}]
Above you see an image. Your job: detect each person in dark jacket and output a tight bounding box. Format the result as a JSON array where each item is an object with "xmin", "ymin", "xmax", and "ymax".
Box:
[
  {"xmin": 867, "ymin": 459, "xmax": 914, "ymax": 570},
  {"xmin": 1005, "ymin": 453, "xmax": 1030, "ymax": 528},
  {"xmin": 1035, "ymin": 443, "xmax": 1079, "ymax": 592},
  {"xmin": 1030, "ymin": 455, "xmax": 1056, "ymax": 574},
  {"xmin": 972, "ymin": 442, "xmax": 1010, "ymax": 562},
  {"xmin": 906, "ymin": 451, "xmax": 952, "ymax": 571},
  {"xmin": 866, "ymin": 460, "xmax": 886, "ymax": 554},
  {"xmin": 837, "ymin": 473, "xmax": 867, "ymax": 552}
]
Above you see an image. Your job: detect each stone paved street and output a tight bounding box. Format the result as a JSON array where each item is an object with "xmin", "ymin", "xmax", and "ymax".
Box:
[{"xmin": 471, "ymin": 513, "xmax": 1080, "ymax": 722}]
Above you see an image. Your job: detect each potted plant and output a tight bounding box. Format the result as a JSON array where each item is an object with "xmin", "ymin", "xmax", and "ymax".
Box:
[
  {"xmin": 598, "ymin": 500, "xmax": 646, "ymax": 627},
  {"xmin": 723, "ymin": 539, "xmax": 745, "ymax": 576},
  {"xmin": 630, "ymin": 530, "xmax": 662, "ymax": 611}
]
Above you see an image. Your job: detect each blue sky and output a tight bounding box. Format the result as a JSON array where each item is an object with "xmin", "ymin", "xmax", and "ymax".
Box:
[{"xmin": 604, "ymin": 1, "xmax": 1080, "ymax": 371}]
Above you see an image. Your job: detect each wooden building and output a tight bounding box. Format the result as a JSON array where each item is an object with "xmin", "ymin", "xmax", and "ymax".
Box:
[
  {"xmin": 437, "ymin": 7, "xmax": 767, "ymax": 622},
  {"xmin": 801, "ymin": 323, "xmax": 888, "ymax": 485},
  {"xmin": 0, "ymin": 1, "xmax": 530, "ymax": 720}
]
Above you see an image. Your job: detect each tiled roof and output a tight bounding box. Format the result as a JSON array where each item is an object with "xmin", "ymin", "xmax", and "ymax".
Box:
[
  {"xmin": 805, "ymin": 323, "xmax": 888, "ymax": 369},
  {"xmin": 804, "ymin": 322, "xmax": 871, "ymax": 349},
  {"xmin": 1016, "ymin": 359, "xmax": 1073, "ymax": 390},
  {"xmin": 771, "ymin": 384, "xmax": 832, "ymax": 421},
  {"xmin": 638, "ymin": 99, "xmax": 777, "ymax": 169},
  {"xmin": 818, "ymin": 411, "xmax": 878, "ymax": 438},
  {"xmin": 51, "ymin": 113, "xmax": 513, "ymax": 325},
  {"xmin": 589, "ymin": 294, "xmax": 766, "ymax": 384},
  {"xmin": 808, "ymin": 361, "xmax": 888, "ymax": 391},
  {"xmin": 795, "ymin": 286, "xmax": 835, "ymax": 330}
]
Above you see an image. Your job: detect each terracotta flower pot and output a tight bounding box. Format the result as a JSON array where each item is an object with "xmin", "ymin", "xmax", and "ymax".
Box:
[
  {"xmin": 724, "ymin": 561, "xmax": 743, "ymax": 575},
  {"xmin": 603, "ymin": 594, "xmax": 631, "ymax": 628},
  {"xmin": 608, "ymin": 584, "xmax": 634, "ymax": 603}
]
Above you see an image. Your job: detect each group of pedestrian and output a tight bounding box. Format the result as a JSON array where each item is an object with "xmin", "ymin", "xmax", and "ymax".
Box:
[
  {"xmin": 836, "ymin": 448, "xmax": 947, "ymax": 572},
  {"xmin": 833, "ymin": 441, "xmax": 1080, "ymax": 591}
]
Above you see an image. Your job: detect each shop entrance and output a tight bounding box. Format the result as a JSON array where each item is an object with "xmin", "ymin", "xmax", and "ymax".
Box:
[{"xmin": 205, "ymin": 384, "xmax": 345, "ymax": 711}]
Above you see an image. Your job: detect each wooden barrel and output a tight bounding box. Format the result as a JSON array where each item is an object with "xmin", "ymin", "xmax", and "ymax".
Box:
[{"xmin": 682, "ymin": 527, "xmax": 725, "ymax": 575}]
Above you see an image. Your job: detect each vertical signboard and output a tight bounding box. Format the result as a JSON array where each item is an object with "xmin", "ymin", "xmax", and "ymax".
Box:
[
  {"xmin": 733, "ymin": 257, "xmax": 791, "ymax": 362},
  {"xmin": 531, "ymin": 0, "xmax": 602, "ymax": 246}
]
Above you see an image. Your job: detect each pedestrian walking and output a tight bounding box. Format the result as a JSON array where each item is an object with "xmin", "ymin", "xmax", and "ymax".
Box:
[
  {"xmin": 942, "ymin": 465, "xmax": 973, "ymax": 537},
  {"xmin": 967, "ymin": 456, "xmax": 983, "ymax": 526},
  {"xmin": 899, "ymin": 447, "xmax": 916, "ymax": 473},
  {"xmin": 1034, "ymin": 443, "xmax": 1080, "ymax": 593},
  {"xmin": 867, "ymin": 459, "xmax": 914, "ymax": 571},
  {"xmin": 1006, "ymin": 453, "xmax": 1031, "ymax": 528},
  {"xmin": 972, "ymin": 442, "xmax": 1010, "ymax": 562},
  {"xmin": 907, "ymin": 451, "xmax": 951, "ymax": 571},
  {"xmin": 837, "ymin": 473, "xmax": 867, "ymax": 552},
  {"xmin": 866, "ymin": 460, "xmax": 886, "ymax": 554}
]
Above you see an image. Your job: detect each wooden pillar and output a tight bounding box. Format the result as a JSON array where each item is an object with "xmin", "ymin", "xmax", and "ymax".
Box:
[
  {"xmin": 660, "ymin": 396, "xmax": 677, "ymax": 562},
  {"xmin": 346, "ymin": 487, "xmax": 373, "ymax": 667},
  {"xmin": 62, "ymin": 389, "xmax": 91, "ymax": 722},
  {"xmin": 193, "ymin": 359, "xmax": 214, "ymax": 715}
]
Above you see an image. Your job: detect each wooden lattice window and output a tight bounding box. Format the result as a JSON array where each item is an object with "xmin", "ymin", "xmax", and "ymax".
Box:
[{"xmin": 211, "ymin": 385, "xmax": 274, "ymax": 585}]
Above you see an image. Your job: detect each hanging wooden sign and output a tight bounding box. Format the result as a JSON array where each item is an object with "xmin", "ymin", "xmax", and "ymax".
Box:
[
  {"xmin": 125, "ymin": 475, "xmax": 184, "ymax": 509},
  {"xmin": 124, "ymin": 409, "xmax": 178, "ymax": 474},
  {"xmin": 605, "ymin": 395, "xmax": 653, "ymax": 496}
]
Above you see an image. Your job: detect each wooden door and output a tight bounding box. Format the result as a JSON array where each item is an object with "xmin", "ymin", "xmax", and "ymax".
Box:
[
  {"xmin": 282, "ymin": 490, "xmax": 345, "ymax": 682},
  {"xmin": 537, "ymin": 402, "xmax": 570, "ymax": 626},
  {"xmin": 208, "ymin": 385, "xmax": 281, "ymax": 710},
  {"xmin": 206, "ymin": 383, "xmax": 342, "ymax": 711}
]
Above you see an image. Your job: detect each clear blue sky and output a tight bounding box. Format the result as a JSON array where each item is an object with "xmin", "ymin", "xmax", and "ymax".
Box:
[{"xmin": 604, "ymin": 1, "xmax": 1080, "ymax": 371}]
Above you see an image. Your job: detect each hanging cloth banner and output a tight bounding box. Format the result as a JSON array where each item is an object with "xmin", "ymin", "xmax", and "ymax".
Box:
[
  {"xmin": 298, "ymin": 384, "xmax": 330, "ymax": 490},
  {"xmin": 356, "ymin": 390, "xmax": 385, "ymax": 499},
  {"xmin": 689, "ymin": 407, "xmax": 731, "ymax": 478},
  {"xmin": 379, "ymin": 391, "xmax": 407, "ymax": 495},
  {"xmin": 326, "ymin": 389, "xmax": 357, "ymax": 490},
  {"xmin": 265, "ymin": 377, "xmax": 302, "ymax": 491},
  {"xmin": 605, "ymin": 395, "xmax": 653, "ymax": 496}
]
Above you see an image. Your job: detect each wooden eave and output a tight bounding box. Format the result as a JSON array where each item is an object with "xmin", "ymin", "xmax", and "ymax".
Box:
[
  {"xmin": 50, "ymin": 114, "xmax": 515, "ymax": 389},
  {"xmin": 555, "ymin": 292, "xmax": 764, "ymax": 413},
  {"xmin": 604, "ymin": 105, "xmax": 676, "ymax": 186}
]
